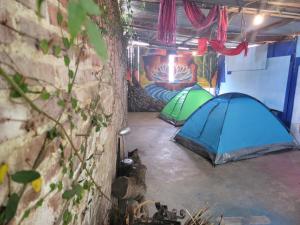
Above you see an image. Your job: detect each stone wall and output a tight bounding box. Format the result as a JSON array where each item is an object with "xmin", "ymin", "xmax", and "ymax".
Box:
[{"xmin": 0, "ymin": 0, "xmax": 127, "ymax": 224}]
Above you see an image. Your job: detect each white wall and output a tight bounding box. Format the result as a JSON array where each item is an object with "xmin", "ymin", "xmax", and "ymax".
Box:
[
  {"xmin": 220, "ymin": 47, "xmax": 290, "ymax": 111},
  {"xmin": 226, "ymin": 45, "xmax": 268, "ymax": 71}
]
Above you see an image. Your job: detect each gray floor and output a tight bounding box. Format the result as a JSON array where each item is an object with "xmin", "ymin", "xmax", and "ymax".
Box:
[{"xmin": 125, "ymin": 112, "xmax": 300, "ymax": 225}]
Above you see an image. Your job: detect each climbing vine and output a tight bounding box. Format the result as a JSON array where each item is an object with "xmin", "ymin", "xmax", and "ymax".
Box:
[
  {"xmin": 0, "ymin": 0, "xmax": 122, "ymax": 224},
  {"xmin": 120, "ymin": 0, "xmax": 134, "ymax": 38}
]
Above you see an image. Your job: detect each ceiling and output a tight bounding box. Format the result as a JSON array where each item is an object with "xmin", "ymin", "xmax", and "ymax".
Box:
[{"xmin": 126, "ymin": 0, "xmax": 300, "ymax": 49}]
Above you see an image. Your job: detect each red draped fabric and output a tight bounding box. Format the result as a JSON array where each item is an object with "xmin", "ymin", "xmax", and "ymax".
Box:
[
  {"xmin": 183, "ymin": 0, "xmax": 218, "ymax": 31},
  {"xmin": 157, "ymin": 0, "xmax": 176, "ymax": 44},
  {"xmin": 198, "ymin": 38, "xmax": 248, "ymax": 56},
  {"xmin": 209, "ymin": 40, "xmax": 248, "ymax": 56},
  {"xmin": 197, "ymin": 38, "xmax": 208, "ymax": 55},
  {"xmin": 217, "ymin": 7, "xmax": 228, "ymax": 43}
]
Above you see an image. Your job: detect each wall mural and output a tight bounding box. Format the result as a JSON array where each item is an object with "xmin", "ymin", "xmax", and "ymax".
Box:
[{"xmin": 128, "ymin": 47, "xmax": 218, "ymax": 112}]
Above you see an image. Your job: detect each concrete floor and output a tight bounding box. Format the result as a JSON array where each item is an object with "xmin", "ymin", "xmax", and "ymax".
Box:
[{"xmin": 125, "ymin": 112, "xmax": 300, "ymax": 225}]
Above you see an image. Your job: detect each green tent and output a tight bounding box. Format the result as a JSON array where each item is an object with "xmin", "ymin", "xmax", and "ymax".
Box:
[{"xmin": 159, "ymin": 84, "xmax": 213, "ymax": 126}]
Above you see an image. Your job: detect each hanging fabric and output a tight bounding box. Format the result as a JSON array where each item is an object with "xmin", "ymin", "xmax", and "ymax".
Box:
[
  {"xmin": 209, "ymin": 40, "xmax": 248, "ymax": 56},
  {"xmin": 217, "ymin": 6, "xmax": 228, "ymax": 43},
  {"xmin": 198, "ymin": 38, "xmax": 208, "ymax": 55},
  {"xmin": 157, "ymin": 0, "xmax": 176, "ymax": 44},
  {"xmin": 197, "ymin": 38, "xmax": 248, "ymax": 56},
  {"xmin": 183, "ymin": 0, "xmax": 218, "ymax": 31}
]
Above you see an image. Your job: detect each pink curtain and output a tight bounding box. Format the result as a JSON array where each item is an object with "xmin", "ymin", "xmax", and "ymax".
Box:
[
  {"xmin": 183, "ymin": 0, "xmax": 218, "ymax": 31},
  {"xmin": 157, "ymin": 0, "xmax": 176, "ymax": 44},
  {"xmin": 217, "ymin": 7, "xmax": 228, "ymax": 43},
  {"xmin": 198, "ymin": 38, "xmax": 248, "ymax": 56}
]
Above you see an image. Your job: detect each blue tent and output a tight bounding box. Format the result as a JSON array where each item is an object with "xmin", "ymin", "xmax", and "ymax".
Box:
[{"xmin": 175, "ymin": 93, "xmax": 296, "ymax": 165}]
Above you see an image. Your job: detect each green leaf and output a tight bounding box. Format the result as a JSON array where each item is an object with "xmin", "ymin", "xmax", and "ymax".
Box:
[
  {"xmin": 57, "ymin": 99, "xmax": 65, "ymax": 107},
  {"xmin": 11, "ymin": 171, "xmax": 40, "ymax": 184},
  {"xmin": 85, "ymin": 19, "xmax": 107, "ymax": 61},
  {"xmin": 63, "ymin": 210, "xmax": 72, "ymax": 225},
  {"xmin": 62, "ymin": 166, "xmax": 67, "ymax": 174},
  {"xmin": 53, "ymin": 45, "xmax": 61, "ymax": 57},
  {"xmin": 10, "ymin": 73, "xmax": 28, "ymax": 98},
  {"xmin": 35, "ymin": 199, "xmax": 43, "ymax": 208},
  {"xmin": 4, "ymin": 193, "xmax": 20, "ymax": 223},
  {"xmin": 0, "ymin": 211, "xmax": 5, "ymax": 225},
  {"xmin": 12, "ymin": 73, "xmax": 22, "ymax": 84},
  {"xmin": 67, "ymin": 83, "xmax": 72, "ymax": 93},
  {"xmin": 10, "ymin": 90, "xmax": 22, "ymax": 98},
  {"xmin": 57, "ymin": 10, "xmax": 63, "ymax": 25},
  {"xmin": 81, "ymin": 111, "xmax": 87, "ymax": 121},
  {"xmin": 68, "ymin": 70, "xmax": 74, "ymax": 79},
  {"xmin": 36, "ymin": 0, "xmax": 45, "ymax": 17},
  {"xmin": 68, "ymin": 1, "xmax": 86, "ymax": 40},
  {"xmin": 62, "ymin": 184, "xmax": 83, "ymax": 200},
  {"xmin": 74, "ymin": 184, "xmax": 84, "ymax": 196},
  {"xmin": 21, "ymin": 209, "xmax": 30, "ymax": 220},
  {"xmin": 83, "ymin": 180, "xmax": 92, "ymax": 190},
  {"xmin": 62, "ymin": 189, "xmax": 75, "ymax": 200},
  {"xmin": 47, "ymin": 127, "xmax": 60, "ymax": 140},
  {"xmin": 71, "ymin": 97, "xmax": 77, "ymax": 109},
  {"xmin": 64, "ymin": 55, "xmax": 70, "ymax": 67},
  {"xmin": 80, "ymin": 144, "xmax": 85, "ymax": 153},
  {"xmin": 50, "ymin": 183, "xmax": 56, "ymax": 191},
  {"xmin": 57, "ymin": 181, "xmax": 63, "ymax": 191},
  {"xmin": 62, "ymin": 38, "xmax": 70, "ymax": 49},
  {"xmin": 19, "ymin": 83, "xmax": 28, "ymax": 93},
  {"xmin": 40, "ymin": 90, "xmax": 50, "ymax": 100},
  {"xmin": 79, "ymin": 0, "xmax": 100, "ymax": 16},
  {"xmin": 95, "ymin": 126, "xmax": 100, "ymax": 132},
  {"xmin": 39, "ymin": 39, "xmax": 49, "ymax": 54}
]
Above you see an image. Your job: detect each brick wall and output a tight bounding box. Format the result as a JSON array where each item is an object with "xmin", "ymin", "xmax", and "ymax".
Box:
[{"xmin": 0, "ymin": 0, "xmax": 127, "ymax": 224}]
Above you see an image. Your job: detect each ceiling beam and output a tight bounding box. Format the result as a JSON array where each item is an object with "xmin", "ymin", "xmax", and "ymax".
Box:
[
  {"xmin": 132, "ymin": 0, "xmax": 300, "ymax": 9},
  {"xmin": 247, "ymin": 19, "xmax": 294, "ymax": 42},
  {"xmin": 130, "ymin": 23, "xmax": 293, "ymax": 45},
  {"xmin": 267, "ymin": 1, "xmax": 300, "ymax": 8},
  {"xmin": 129, "ymin": 0, "xmax": 300, "ymax": 44},
  {"xmin": 132, "ymin": 20, "xmax": 198, "ymax": 36},
  {"xmin": 228, "ymin": 7, "xmax": 300, "ymax": 20},
  {"xmin": 180, "ymin": 12, "xmax": 237, "ymax": 45},
  {"xmin": 131, "ymin": 0, "xmax": 300, "ymax": 20}
]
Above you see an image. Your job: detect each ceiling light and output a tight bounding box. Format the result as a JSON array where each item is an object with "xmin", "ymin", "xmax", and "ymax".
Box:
[
  {"xmin": 248, "ymin": 44, "xmax": 260, "ymax": 48},
  {"xmin": 129, "ymin": 40, "xmax": 150, "ymax": 46},
  {"xmin": 253, "ymin": 14, "xmax": 264, "ymax": 26},
  {"xmin": 178, "ymin": 46, "xmax": 190, "ymax": 50},
  {"xmin": 168, "ymin": 54, "xmax": 176, "ymax": 83}
]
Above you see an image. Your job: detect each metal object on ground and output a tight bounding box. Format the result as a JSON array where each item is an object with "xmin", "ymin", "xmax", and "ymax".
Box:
[{"xmin": 133, "ymin": 202, "xmax": 185, "ymax": 225}]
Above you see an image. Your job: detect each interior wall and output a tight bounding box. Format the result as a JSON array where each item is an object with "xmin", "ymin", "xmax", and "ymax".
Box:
[
  {"xmin": 219, "ymin": 45, "xmax": 291, "ymax": 111},
  {"xmin": 220, "ymin": 55, "xmax": 291, "ymax": 111},
  {"xmin": 0, "ymin": 0, "xmax": 127, "ymax": 225},
  {"xmin": 226, "ymin": 45, "xmax": 268, "ymax": 71}
]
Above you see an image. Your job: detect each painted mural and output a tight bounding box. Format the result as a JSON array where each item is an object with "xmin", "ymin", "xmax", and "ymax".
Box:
[{"xmin": 128, "ymin": 47, "xmax": 218, "ymax": 111}]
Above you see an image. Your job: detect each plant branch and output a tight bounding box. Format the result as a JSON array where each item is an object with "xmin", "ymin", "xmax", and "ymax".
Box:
[{"xmin": 0, "ymin": 68, "xmax": 112, "ymax": 203}]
